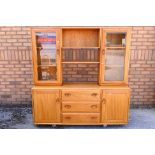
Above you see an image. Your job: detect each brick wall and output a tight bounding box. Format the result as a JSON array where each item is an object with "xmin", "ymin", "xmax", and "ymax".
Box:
[
  {"xmin": 63, "ymin": 64, "xmax": 99, "ymax": 82},
  {"xmin": 129, "ymin": 27, "xmax": 155, "ymax": 106},
  {"xmin": 0, "ymin": 27, "xmax": 32, "ymax": 105},
  {"xmin": 0, "ymin": 26, "xmax": 155, "ymax": 106}
]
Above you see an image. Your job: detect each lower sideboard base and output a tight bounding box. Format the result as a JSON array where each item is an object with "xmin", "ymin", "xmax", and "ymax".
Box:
[{"xmin": 32, "ymin": 85, "xmax": 130, "ymax": 126}]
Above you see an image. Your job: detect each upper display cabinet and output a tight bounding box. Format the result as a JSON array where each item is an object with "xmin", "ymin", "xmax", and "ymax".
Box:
[
  {"xmin": 100, "ymin": 28, "xmax": 131, "ymax": 85},
  {"xmin": 31, "ymin": 28, "xmax": 62, "ymax": 85}
]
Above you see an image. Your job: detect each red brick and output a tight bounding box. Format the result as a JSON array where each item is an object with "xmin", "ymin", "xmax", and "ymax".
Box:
[{"xmin": 144, "ymin": 27, "xmax": 154, "ymax": 30}]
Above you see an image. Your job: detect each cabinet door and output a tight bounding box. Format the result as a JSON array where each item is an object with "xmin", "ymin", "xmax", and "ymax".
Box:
[
  {"xmin": 100, "ymin": 28, "xmax": 131, "ymax": 85},
  {"xmin": 32, "ymin": 28, "xmax": 62, "ymax": 85},
  {"xmin": 101, "ymin": 89, "xmax": 130, "ymax": 124},
  {"xmin": 32, "ymin": 89, "xmax": 61, "ymax": 124}
]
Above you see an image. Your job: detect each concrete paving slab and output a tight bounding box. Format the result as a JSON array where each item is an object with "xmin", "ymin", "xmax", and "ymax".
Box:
[{"xmin": 0, "ymin": 107, "xmax": 155, "ymax": 129}]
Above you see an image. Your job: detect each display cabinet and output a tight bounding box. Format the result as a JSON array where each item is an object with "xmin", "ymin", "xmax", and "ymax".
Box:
[
  {"xmin": 31, "ymin": 27, "xmax": 131, "ymax": 126},
  {"xmin": 100, "ymin": 28, "xmax": 131, "ymax": 85},
  {"xmin": 31, "ymin": 28, "xmax": 62, "ymax": 85}
]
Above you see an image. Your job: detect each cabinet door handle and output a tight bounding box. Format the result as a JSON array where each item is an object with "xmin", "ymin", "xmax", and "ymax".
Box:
[
  {"xmin": 64, "ymin": 105, "xmax": 71, "ymax": 109},
  {"xmin": 91, "ymin": 93, "xmax": 98, "ymax": 96},
  {"xmin": 64, "ymin": 93, "xmax": 71, "ymax": 97},
  {"xmin": 101, "ymin": 98, "xmax": 106, "ymax": 104},
  {"xmin": 65, "ymin": 116, "xmax": 71, "ymax": 120},
  {"xmin": 56, "ymin": 98, "xmax": 60, "ymax": 103},
  {"xmin": 91, "ymin": 116, "xmax": 97, "ymax": 119},
  {"xmin": 91, "ymin": 105, "xmax": 97, "ymax": 109}
]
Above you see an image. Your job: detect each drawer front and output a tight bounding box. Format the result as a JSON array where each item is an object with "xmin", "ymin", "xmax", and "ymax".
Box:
[
  {"xmin": 62, "ymin": 113, "xmax": 100, "ymax": 124},
  {"xmin": 62, "ymin": 90, "xmax": 100, "ymax": 101},
  {"xmin": 62, "ymin": 102, "xmax": 100, "ymax": 112}
]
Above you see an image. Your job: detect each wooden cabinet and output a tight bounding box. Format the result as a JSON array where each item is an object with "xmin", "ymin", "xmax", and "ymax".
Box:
[
  {"xmin": 31, "ymin": 27, "xmax": 131, "ymax": 126},
  {"xmin": 32, "ymin": 89, "xmax": 61, "ymax": 124},
  {"xmin": 100, "ymin": 28, "xmax": 131, "ymax": 85},
  {"xmin": 31, "ymin": 28, "xmax": 62, "ymax": 86},
  {"xmin": 101, "ymin": 88, "xmax": 130, "ymax": 124}
]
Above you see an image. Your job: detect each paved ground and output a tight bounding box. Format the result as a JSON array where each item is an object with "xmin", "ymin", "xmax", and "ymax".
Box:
[{"xmin": 0, "ymin": 107, "xmax": 155, "ymax": 129}]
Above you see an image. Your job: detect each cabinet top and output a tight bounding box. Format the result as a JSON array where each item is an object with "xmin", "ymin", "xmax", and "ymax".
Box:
[{"xmin": 32, "ymin": 83, "xmax": 130, "ymax": 90}]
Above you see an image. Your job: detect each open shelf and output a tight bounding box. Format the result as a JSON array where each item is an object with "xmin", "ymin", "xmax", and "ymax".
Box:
[
  {"xmin": 62, "ymin": 61, "xmax": 100, "ymax": 64},
  {"xmin": 106, "ymin": 46, "xmax": 125, "ymax": 49},
  {"xmin": 38, "ymin": 65, "xmax": 56, "ymax": 67},
  {"xmin": 62, "ymin": 47, "xmax": 100, "ymax": 49},
  {"xmin": 62, "ymin": 29, "xmax": 100, "ymax": 47},
  {"xmin": 62, "ymin": 48, "xmax": 99, "ymax": 62}
]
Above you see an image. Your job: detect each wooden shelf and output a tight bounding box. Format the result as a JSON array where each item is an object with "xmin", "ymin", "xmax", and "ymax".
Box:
[
  {"xmin": 62, "ymin": 47, "xmax": 100, "ymax": 49},
  {"xmin": 38, "ymin": 65, "xmax": 56, "ymax": 67},
  {"xmin": 62, "ymin": 61, "xmax": 100, "ymax": 64},
  {"xmin": 105, "ymin": 65, "xmax": 124, "ymax": 67},
  {"xmin": 106, "ymin": 46, "xmax": 125, "ymax": 49}
]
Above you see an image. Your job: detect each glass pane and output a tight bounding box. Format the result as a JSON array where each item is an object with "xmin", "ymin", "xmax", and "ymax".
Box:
[
  {"xmin": 104, "ymin": 49, "xmax": 125, "ymax": 81},
  {"xmin": 106, "ymin": 33, "xmax": 126, "ymax": 47},
  {"xmin": 35, "ymin": 32, "xmax": 57, "ymax": 81}
]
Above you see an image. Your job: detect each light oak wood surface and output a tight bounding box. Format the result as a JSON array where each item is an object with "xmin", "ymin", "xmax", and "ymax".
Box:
[
  {"xmin": 31, "ymin": 27, "xmax": 131, "ymax": 125},
  {"xmin": 62, "ymin": 113, "xmax": 100, "ymax": 124},
  {"xmin": 32, "ymin": 89, "xmax": 61, "ymax": 124},
  {"xmin": 62, "ymin": 102, "xmax": 100, "ymax": 113}
]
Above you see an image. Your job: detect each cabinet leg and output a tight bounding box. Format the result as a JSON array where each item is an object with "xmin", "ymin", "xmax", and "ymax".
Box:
[{"xmin": 52, "ymin": 124, "xmax": 56, "ymax": 128}]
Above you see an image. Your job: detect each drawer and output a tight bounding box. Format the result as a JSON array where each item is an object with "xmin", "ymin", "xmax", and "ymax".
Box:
[
  {"xmin": 62, "ymin": 90, "xmax": 100, "ymax": 101},
  {"xmin": 62, "ymin": 113, "xmax": 100, "ymax": 124},
  {"xmin": 62, "ymin": 102, "xmax": 100, "ymax": 112}
]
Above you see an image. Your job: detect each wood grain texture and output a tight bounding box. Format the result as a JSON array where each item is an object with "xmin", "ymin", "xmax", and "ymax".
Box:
[
  {"xmin": 31, "ymin": 27, "xmax": 131, "ymax": 125},
  {"xmin": 101, "ymin": 89, "xmax": 130, "ymax": 123},
  {"xmin": 62, "ymin": 89, "xmax": 100, "ymax": 102},
  {"xmin": 62, "ymin": 29, "xmax": 100, "ymax": 47},
  {"xmin": 32, "ymin": 89, "xmax": 61, "ymax": 124},
  {"xmin": 62, "ymin": 102, "xmax": 100, "ymax": 112},
  {"xmin": 62, "ymin": 113, "xmax": 100, "ymax": 124}
]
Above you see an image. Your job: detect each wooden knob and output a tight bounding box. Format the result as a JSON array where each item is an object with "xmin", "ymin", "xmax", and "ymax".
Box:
[
  {"xmin": 65, "ymin": 116, "xmax": 71, "ymax": 120},
  {"xmin": 91, "ymin": 93, "xmax": 98, "ymax": 96},
  {"xmin": 101, "ymin": 98, "xmax": 106, "ymax": 104},
  {"xmin": 56, "ymin": 98, "xmax": 60, "ymax": 103},
  {"xmin": 91, "ymin": 116, "xmax": 97, "ymax": 119},
  {"xmin": 64, "ymin": 93, "xmax": 71, "ymax": 97},
  {"xmin": 64, "ymin": 105, "xmax": 71, "ymax": 109},
  {"xmin": 91, "ymin": 105, "xmax": 97, "ymax": 109}
]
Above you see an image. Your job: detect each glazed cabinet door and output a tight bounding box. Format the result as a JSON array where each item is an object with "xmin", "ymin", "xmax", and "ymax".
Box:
[
  {"xmin": 32, "ymin": 28, "xmax": 62, "ymax": 85},
  {"xmin": 100, "ymin": 28, "xmax": 131, "ymax": 85},
  {"xmin": 101, "ymin": 89, "xmax": 130, "ymax": 124},
  {"xmin": 32, "ymin": 89, "xmax": 61, "ymax": 124}
]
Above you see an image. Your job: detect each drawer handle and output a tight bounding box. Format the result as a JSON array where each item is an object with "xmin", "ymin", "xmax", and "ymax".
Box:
[
  {"xmin": 64, "ymin": 93, "xmax": 71, "ymax": 97},
  {"xmin": 91, "ymin": 116, "xmax": 97, "ymax": 119},
  {"xmin": 56, "ymin": 98, "xmax": 60, "ymax": 103},
  {"xmin": 101, "ymin": 98, "xmax": 106, "ymax": 104},
  {"xmin": 64, "ymin": 105, "xmax": 71, "ymax": 109},
  {"xmin": 65, "ymin": 116, "xmax": 71, "ymax": 120},
  {"xmin": 91, "ymin": 93, "xmax": 98, "ymax": 96},
  {"xmin": 91, "ymin": 105, "xmax": 97, "ymax": 109}
]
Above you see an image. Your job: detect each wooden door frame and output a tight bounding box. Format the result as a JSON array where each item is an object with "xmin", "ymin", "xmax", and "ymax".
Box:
[
  {"xmin": 99, "ymin": 28, "xmax": 131, "ymax": 86},
  {"xmin": 31, "ymin": 28, "xmax": 62, "ymax": 86}
]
